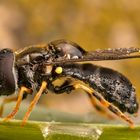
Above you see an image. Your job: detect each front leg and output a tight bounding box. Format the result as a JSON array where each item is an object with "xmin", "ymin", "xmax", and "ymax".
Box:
[
  {"xmin": 3, "ymin": 87, "xmax": 32, "ymax": 122},
  {"xmin": 22, "ymin": 81, "xmax": 47, "ymax": 126}
]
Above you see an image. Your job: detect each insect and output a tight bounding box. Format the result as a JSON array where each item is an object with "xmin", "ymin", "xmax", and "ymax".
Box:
[{"xmin": 0, "ymin": 39, "xmax": 140, "ymax": 127}]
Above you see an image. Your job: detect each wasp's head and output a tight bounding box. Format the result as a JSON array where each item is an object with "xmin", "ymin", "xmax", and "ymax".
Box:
[{"xmin": 0, "ymin": 48, "xmax": 17, "ymax": 96}]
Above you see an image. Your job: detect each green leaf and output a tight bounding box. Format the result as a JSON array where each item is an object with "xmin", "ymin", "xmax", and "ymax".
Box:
[
  {"xmin": 1, "ymin": 101, "xmax": 139, "ymax": 140},
  {"xmin": 0, "ymin": 120, "xmax": 140, "ymax": 140}
]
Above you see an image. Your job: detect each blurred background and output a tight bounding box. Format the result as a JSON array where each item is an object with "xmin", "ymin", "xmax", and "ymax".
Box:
[{"xmin": 0, "ymin": 0, "xmax": 140, "ymax": 124}]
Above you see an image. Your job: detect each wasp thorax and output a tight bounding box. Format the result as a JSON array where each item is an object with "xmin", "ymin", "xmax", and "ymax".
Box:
[{"xmin": 48, "ymin": 39, "xmax": 86, "ymax": 59}]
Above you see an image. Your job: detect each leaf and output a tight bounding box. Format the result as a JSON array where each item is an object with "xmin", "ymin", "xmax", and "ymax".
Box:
[{"xmin": 0, "ymin": 120, "xmax": 140, "ymax": 140}]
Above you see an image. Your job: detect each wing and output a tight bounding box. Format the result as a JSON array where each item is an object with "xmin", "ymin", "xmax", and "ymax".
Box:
[{"xmin": 45, "ymin": 47, "xmax": 140, "ymax": 64}]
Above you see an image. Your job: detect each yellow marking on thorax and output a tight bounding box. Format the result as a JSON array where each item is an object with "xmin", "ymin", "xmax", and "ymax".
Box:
[{"xmin": 55, "ymin": 67, "xmax": 63, "ymax": 74}]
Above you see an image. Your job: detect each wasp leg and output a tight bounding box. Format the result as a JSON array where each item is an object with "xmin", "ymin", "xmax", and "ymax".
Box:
[
  {"xmin": 87, "ymin": 94, "xmax": 115, "ymax": 120},
  {"xmin": 49, "ymin": 81, "xmax": 131, "ymax": 126},
  {"xmin": 0, "ymin": 96, "xmax": 18, "ymax": 117},
  {"xmin": 73, "ymin": 83, "xmax": 134, "ymax": 128},
  {"xmin": 3, "ymin": 87, "xmax": 32, "ymax": 122},
  {"xmin": 49, "ymin": 80, "xmax": 115, "ymax": 119},
  {"xmin": 50, "ymin": 81, "xmax": 115, "ymax": 119},
  {"xmin": 22, "ymin": 81, "xmax": 47, "ymax": 126}
]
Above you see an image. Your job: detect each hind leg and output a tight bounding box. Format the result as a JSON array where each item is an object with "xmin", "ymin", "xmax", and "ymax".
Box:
[
  {"xmin": 87, "ymin": 94, "xmax": 115, "ymax": 120},
  {"xmin": 73, "ymin": 83, "xmax": 134, "ymax": 128},
  {"xmin": 48, "ymin": 81, "xmax": 133, "ymax": 127},
  {"xmin": 49, "ymin": 81, "xmax": 115, "ymax": 119}
]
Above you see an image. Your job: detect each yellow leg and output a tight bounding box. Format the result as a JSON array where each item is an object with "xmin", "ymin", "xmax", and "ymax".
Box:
[
  {"xmin": 0, "ymin": 96, "xmax": 18, "ymax": 117},
  {"xmin": 87, "ymin": 94, "xmax": 115, "ymax": 120},
  {"xmin": 74, "ymin": 83, "xmax": 134, "ymax": 128},
  {"xmin": 3, "ymin": 87, "xmax": 32, "ymax": 122},
  {"xmin": 21, "ymin": 81, "xmax": 47, "ymax": 126}
]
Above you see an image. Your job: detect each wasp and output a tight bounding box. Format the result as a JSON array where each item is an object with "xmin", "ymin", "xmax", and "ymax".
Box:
[{"xmin": 0, "ymin": 39, "xmax": 140, "ymax": 127}]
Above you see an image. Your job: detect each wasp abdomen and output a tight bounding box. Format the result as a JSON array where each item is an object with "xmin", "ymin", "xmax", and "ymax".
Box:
[
  {"xmin": 99, "ymin": 67, "xmax": 138, "ymax": 114},
  {"xmin": 0, "ymin": 49, "xmax": 16, "ymax": 95},
  {"xmin": 61, "ymin": 63, "xmax": 138, "ymax": 114}
]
